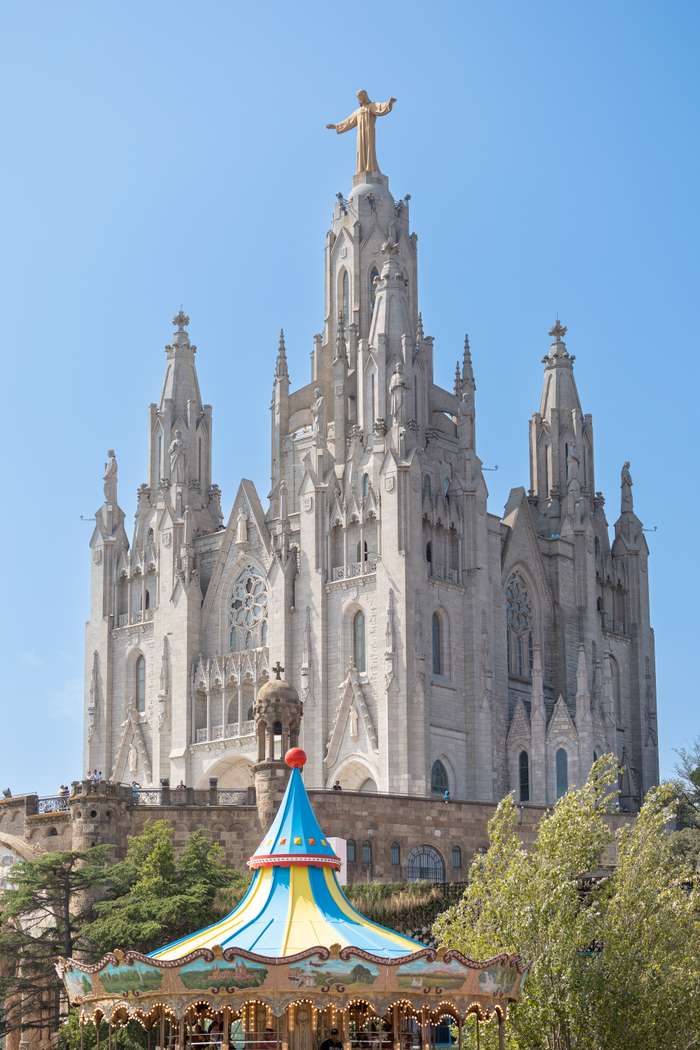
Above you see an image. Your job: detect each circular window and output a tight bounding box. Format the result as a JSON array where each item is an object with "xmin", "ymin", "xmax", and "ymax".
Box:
[
  {"xmin": 89, "ymin": 809, "xmax": 97, "ymax": 819},
  {"xmin": 230, "ymin": 567, "xmax": 268, "ymax": 630}
]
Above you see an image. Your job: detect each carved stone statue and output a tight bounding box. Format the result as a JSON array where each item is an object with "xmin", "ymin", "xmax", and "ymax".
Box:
[
  {"xmin": 621, "ymin": 460, "xmax": 633, "ymax": 513},
  {"xmin": 389, "ymin": 360, "xmax": 407, "ymax": 425},
  {"xmin": 103, "ymin": 449, "xmax": 118, "ymax": 504},
  {"xmin": 128, "ymin": 742, "xmax": 138, "ymax": 777},
  {"xmin": 326, "ymin": 90, "xmax": 397, "ymax": 175},
  {"xmin": 312, "ymin": 387, "xmax": 326, "ymax": 440},
  {"xmin": 235, "ymin": 508, "xmax": 248, "ymax": 545},
  {"xmin": 169, "ymin": 429, "xmax": 186, "ymax": 484}
]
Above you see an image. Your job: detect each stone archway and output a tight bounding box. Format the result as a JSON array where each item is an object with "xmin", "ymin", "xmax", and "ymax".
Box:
[
  {"xmin": 201, "ymin": 757, "xmax": 254, "ymax": 792},
  {"xmin": 329, "ymin": 757, "xmax": 378, "ymax": 792}
]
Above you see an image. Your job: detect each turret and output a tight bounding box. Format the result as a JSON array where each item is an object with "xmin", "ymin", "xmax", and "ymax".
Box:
[
  {"xmin": 253, "ymin": 663, "xmax": 303, "ymax": 828},
  {"xmin": 529, "ymin": 321, "xmax": 595, "ymax": 534}
]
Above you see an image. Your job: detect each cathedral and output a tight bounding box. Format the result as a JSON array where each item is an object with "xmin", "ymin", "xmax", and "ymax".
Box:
[{"xmin": 84, "ymin": 102, "xmax": 659, "ymax": 810}]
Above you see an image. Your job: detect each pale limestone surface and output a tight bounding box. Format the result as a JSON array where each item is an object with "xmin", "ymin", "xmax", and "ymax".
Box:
[{"xmin": 83, "ymin": 167, "xmax": 658, "ymax": 812}]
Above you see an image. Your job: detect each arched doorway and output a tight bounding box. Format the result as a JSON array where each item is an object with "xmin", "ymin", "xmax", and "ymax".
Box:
[
  {"xmin": 329, "ymin": 758, "xmax": 377, "ymax": 792},
  {"xmin": 407, "ymin": 845, "xmax": 445, "ymax": 883}
]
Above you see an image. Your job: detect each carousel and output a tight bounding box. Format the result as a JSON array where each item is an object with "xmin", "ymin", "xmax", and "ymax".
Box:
[{"xmin": 57, "ymin": 748, "xmax": 527, "ymax": 1050}]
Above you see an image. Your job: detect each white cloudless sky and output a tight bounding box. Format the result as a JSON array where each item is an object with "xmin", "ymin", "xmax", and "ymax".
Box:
[{"xmin": 0, "ymin": 0, "xmax": 698, "ymax": 794}]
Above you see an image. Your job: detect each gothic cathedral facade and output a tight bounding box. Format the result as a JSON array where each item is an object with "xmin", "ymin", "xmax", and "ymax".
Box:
[{"xmin": 84, "ymin": 163, "xmax": 659, "ymax": 809}]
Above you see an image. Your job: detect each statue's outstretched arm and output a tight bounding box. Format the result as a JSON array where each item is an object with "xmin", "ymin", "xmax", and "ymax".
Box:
[
  {"xmin": 327, "ymin": 111, "xmax": 358, "ymax": 135},
  {"xmin": 372, "ymin": 97, "xmax": 397, "ymax": 117}
]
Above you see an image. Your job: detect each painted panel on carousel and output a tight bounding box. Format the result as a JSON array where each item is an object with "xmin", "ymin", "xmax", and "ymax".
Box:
[
  {"xmin": 99, "ymin": 960, "xmax": 164, "ymax": 995},
  {"xmin": 63, "ymin": 969, "xmax": 94, "ymax": 1000},
  {"xmin": 179, "ymin": 958, "xmax": 268, "ymax": 992},
  {"xmin": 395, "ymin": 959, "xmax": 467, "ymax": 993},
  {"xmin": 288, "ymin": 958, "xmax": 380, "ymax": 991},
  {"xmin": 477, "ymin": 966, "xmax": 519, "ymax": 997}
]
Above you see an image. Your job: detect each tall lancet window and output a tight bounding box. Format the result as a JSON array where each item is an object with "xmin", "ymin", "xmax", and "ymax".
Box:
[
  {"xmin": 340, "ymin": 268, "xmax": 350, "ymax": 322},
  {"xmin": 556, "ymin": 748, "xmax": 568, "ymax": 798},
  {"xmin": 506, "ymin": 572, "xmax": 534, "ymax": 680},
  {"xmin": 368, "ymin": 266, "xmax": 379, "ymax": 314},
  {"xmin": 432, "ymin": 612, "xmax": 442, "ymax": 675},
  {"xmin": 135, "ymin": 655, "xmax": 146, "ymax": 714},
  {"xmin": 353, "ymin": 610, "xmax": 366, "ymax": 672}
]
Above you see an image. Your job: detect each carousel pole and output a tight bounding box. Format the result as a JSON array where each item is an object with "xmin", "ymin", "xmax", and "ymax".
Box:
[
  {"xmin": 96, "ymin": 1019, "xmax": 101, "ymax": 1050},
  {"xmin": 79, "ymin": 1019, "xmax": 84, "ymax": 1050},
  {"xmin": 391, "ymin": 1005, "xmax": 400, "ymax": 1050},
  {"xmin": 341, "ymin": 1007, "xmax": 350, "ymax": 1050},
  {"xmin": 497, "ymin": 1012, "xmax": 505, "ymax": 1050},
  {"xmin": 420, "ymin": 1009, "xmax": 429, "ymax": 1050},
  {"xmin": 178, "ymin": 1014, "xmax": 185, "ymax": 1050},
  {"xmin": 160, "ymin": 1010, "xmax": 166, "ymax": 1050},
  {"xmin": 223, "ymin": 1007, "xmax": 231, "ymax": 1050}
]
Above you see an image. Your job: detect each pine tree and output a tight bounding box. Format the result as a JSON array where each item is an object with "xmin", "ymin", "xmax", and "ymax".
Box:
[{"xmin": 0, "ymin": 845, "xmax": 113, "ymax": 1042}]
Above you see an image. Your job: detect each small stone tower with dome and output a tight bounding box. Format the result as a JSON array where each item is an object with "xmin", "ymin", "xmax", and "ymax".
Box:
[{"xmin": 253, "ymin": 663, "xmax": 303, "ymax": 827}]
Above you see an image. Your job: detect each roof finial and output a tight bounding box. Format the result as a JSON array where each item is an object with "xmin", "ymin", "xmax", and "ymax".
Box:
[
  {"xmin": 173, "ymin": 308, "xmax": 189, "ymax": 331},
  {"xmin": 416, "ymin": 312, "xmax": 424, "ymax": 344},
  {"xmin": 544, "ymin": 318, "xmax": 573, "ymax": 365},
  {"xmin": 453, "ymin": 360, "xmax": 463, "ymax": 397},
  {"xmin": 275, "ymin": 329, "xmax": 289, "ymax": 379},
  {"xmin": 462, "ymin": 334, "xmax": 475, "ymax": 393}
]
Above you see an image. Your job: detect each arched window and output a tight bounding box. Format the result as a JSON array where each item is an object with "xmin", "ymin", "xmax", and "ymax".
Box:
[
  {"xmin": 442, "ymin": 476, "xmax": 450, "ymax": 497},
  {"xmin": 432, "ymin": 612, "xmax": 442, "ymax": 675},
  {"xmin": 607, "ymin": 655, "xmax": 622, "ymax": 724},
  {"xmin": 340, "ymin": 268, "xmax": 350, "ymax": 322},
  {"xmin": 362, "ymin": 840, "xmax": 372, "ymax": 866},
  {"xmin": 368, "ymin": 266, "xmax": 379, "ymax": 313},
  {"xmin": 423, "ymin": 475, "xmax": 432, "ymax": 500},
  {"xmin": 391, "ymin": 842, "xmax": 401, "ymax": 867},
  {"xmin": 425, "ymin": 541, "xmax": 432, "ymax": 565},
  {"xmin": 347, "ymin": 838, "xmax": 356, "ymax": 863},
  {"xmin": 431, "ymin": 760, "xmax": 449, "ymax": 796},
  {"xmin": 451, "ymin": 845, "xmax": 462, "ymax": 870},
  {"xmin": 519, "ymin": 750, "xmax": 530, "ymax": 802},
  {"xmin": 556, "ymin": 748, "xmax": 568, "ymax": 798},
  {"xmin": 506, "ymin": 573, "xmax": 533, "ymax": 680},
  {"xmin": 272, "ymin": 720, "xmax": 283, "ymax": 760},
  {"xmin": 229, "ymin": 564, "xmax": 268, "ymax": 651},
  {"xmin": 353, "ymin": 610, "xmax": 366, "ymax": 673},
  {"xmin": 156, "ymin": 428, "xmax": 163, "ymax": 481},
  {"xmin": 407, "ymin": 845, "xmax": 445, "ymax": 884},
  {"xmin": 198, "ymin": 436, "xmax": 203, "ymax": 483},
  {"xmin": 135, "ymin": 655, "xmax": 146, "ymax": 713},
  {"xmin": 362, "ymin": 472, "xmax": 369, "ymax": 498}
]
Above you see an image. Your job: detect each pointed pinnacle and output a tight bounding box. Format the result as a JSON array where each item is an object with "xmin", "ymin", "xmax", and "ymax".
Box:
[
  {"xmin": 453, "ymin": 360, "xmax": 463, "ymax": 397},
  {"xmin": 172, "ymin": 309, "xmax": 189, "ymax": 331},
  {"xmin": 416, "ymin": 313, "xmax": 424, "ymax": 343},
  {"xmin": 462, "ymin": 334, "xmax": 475, "ymax": 391},
  {"xmin": 275, "ymin": 328, "xmax": 289, "ymax": 379}
]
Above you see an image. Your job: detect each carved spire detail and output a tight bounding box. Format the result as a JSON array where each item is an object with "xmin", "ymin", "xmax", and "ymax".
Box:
[
  {"xmin": 462, "ymin": 334, "xmax": 475, "ymax": 394},
  {"xmin": 275, "ymin": 329, "xmax": 289, "ymax": 380}
]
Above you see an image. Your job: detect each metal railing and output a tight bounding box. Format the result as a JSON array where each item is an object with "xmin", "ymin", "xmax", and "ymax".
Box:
[
  {"xmin": 331, "ymin": 559, "xmax": 377, "ymax": 581},
  {"xmin": 194, "ymin": 721, "xmax": 255, "ymax": 744},
  {"xmin": 37, "ymin": 796, "xmax": 70, "ymax": 814}
]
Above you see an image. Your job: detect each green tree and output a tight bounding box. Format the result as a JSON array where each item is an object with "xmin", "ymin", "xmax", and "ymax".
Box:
[
  {"xmin": 584, "ymin": 784, "xmax": 700, "ymax": 1050},
  {"xmin": 0, "ymin": 845, "xmax": 113, "ymax": 1042},
  {"xmin": 434, "ymin": 757, "xmax": 700, "ymax": 1050},
  {"xmin": 84, "ymin": 820, "xmax": 244, "ymax": 956},
  {"xmin": 672, "ymin": 736, "xmax": 700, "ymax": 868}
]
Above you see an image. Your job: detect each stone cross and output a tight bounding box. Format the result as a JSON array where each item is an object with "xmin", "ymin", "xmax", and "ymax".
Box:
[{"xmin": 272, "ymin": 660, "xmax": 284, "ymax": 681}]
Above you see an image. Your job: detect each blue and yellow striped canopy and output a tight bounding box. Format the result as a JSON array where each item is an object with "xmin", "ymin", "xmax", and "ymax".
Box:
[{"xmin": 150, "ymin": 753, "xmax": 422, "ymax": 961}]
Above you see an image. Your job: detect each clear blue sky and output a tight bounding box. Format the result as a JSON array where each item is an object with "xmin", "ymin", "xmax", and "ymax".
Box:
[{"xmin": 1, "ymin": 1, "xmax": 697, "ymax": 795}]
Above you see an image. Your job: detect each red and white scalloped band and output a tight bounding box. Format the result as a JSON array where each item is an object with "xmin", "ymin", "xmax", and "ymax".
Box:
[{"xmin": 248, "ymin": 853, "xmax": 342, "ymax": 870}]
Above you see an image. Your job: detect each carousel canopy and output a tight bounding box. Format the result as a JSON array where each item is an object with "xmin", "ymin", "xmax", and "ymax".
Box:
[{"xmin": 150, "ymin": 749, "xmax": 423, "ymax": 961}]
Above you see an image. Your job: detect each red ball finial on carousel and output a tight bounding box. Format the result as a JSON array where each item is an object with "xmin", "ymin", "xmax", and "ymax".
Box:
[{"xmin": 285, "ymin": 747, "xmax": 307, "ymax": 769}]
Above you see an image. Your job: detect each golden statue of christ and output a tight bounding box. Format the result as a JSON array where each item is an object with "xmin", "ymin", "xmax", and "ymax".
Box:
[{"xmin": 326, "ymin": 90, "xmax": 397, "ymax": 175}]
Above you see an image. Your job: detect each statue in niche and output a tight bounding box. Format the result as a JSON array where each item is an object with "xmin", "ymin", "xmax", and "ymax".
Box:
[
  {"xmin": 389, "ymin": 360, "xmax": 407, "ymax": 425},
  {"xmin": 103, "ymin": 449, "xmax": 118, "ymax": 504},
  {"xmin": 169, "ymin": 429, "xmax": 186, "ymax": 484},
  {"xmin": 312, "ymin": 387, "xmax": 326, "ymax": 440},
  {"xmin": 128, "ymin": 743, "xmax": 139, "ymax": 777},
  {"xmin": 326, "ymin": 90, "xmax": 397, "ymax": 175},
  {"xmin": 235, "ymin": 508, "xmax": 248, "ymax": 544},
  {"xmin": 621, "ymin": 461, "xmax": 633, "ymax": 513},
  {"xmin": 350, "ymin": 705, "xmax": 359, "ymax": 740}
]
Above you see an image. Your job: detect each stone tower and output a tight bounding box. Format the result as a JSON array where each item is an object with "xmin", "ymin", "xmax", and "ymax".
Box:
[{"xmin": 253, "ymin": 667, "xmax": 303, "ymax": 828}]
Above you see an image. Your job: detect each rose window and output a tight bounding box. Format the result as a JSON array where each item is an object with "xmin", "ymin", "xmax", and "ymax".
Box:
[{"xmin": 229, "ymin": 566, "xmax": 268, "ymax": 651}]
